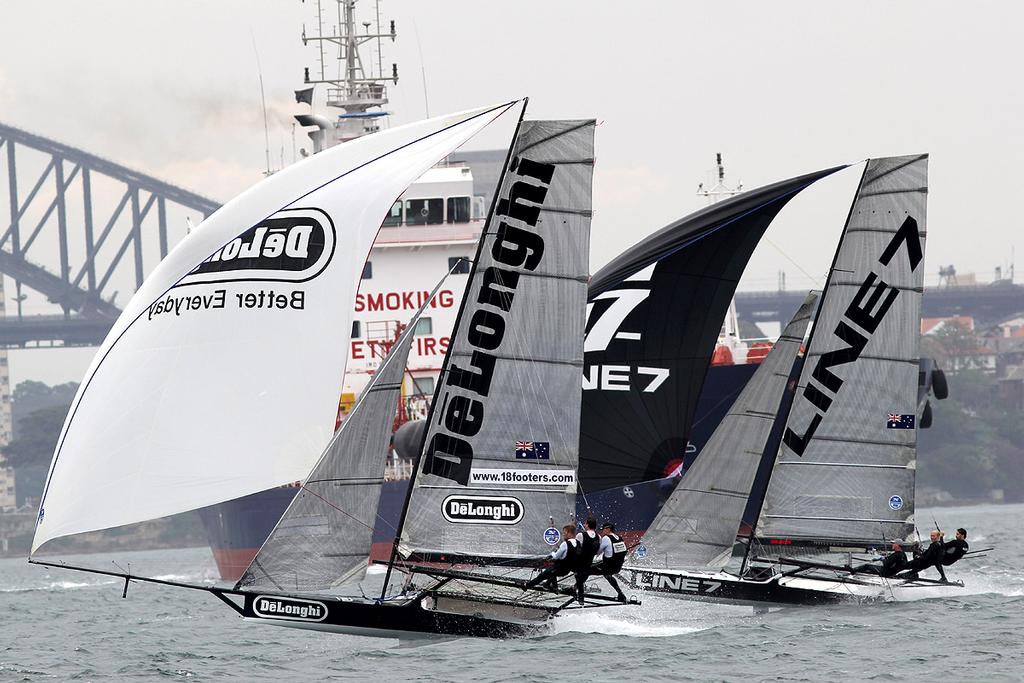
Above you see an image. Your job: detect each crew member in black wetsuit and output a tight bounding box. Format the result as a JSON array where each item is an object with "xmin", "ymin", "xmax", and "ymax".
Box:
[
  {"xmin": 852, "ymin": 542, "xmax": 909, "ymax": 577},
  {"xmin": 525, "ymin": 525, "xmax": 578, "ymax": 592},
  {"xmin": 941, "ymin": 528, "xmax": 969, "ymax": 567},
  {"xmin": 589, "ymin": 522, "xmax": 628, "ymax": 602},
  {"xmin": 899, "ymin": 530, "xmax": 947, "ymax": 581},
  {"xmin": 571, "ymin": 518, "xmax": 602, "ymax": 604}
]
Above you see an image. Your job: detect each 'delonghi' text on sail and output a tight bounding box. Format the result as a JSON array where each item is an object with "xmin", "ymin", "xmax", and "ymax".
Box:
[
  {"xmin": 400, "ymin": 119, "xmax": 595, "ymax": 561},
  {"xmin": 32, "ymin": 102, "xmax": 519, "ymax": 553}
]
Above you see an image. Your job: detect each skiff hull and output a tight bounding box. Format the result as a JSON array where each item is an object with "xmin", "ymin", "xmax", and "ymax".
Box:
[
  {"xmin": 625, "ymin": 568, "xmax": 896, "ymax": 607},
  {"xmin": 240, "ymin": 592, "xmax": 549, "ymax": 639}
]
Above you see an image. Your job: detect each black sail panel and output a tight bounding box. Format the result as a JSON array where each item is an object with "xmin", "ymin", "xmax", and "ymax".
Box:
[{"xmin": 580, "ymin": 166, "xmax": 846, "ymax": 492}]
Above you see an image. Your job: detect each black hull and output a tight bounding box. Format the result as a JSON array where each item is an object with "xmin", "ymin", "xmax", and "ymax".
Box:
[
  {"xmin": 626, "ymin": 569, "xmax": 879, "ymax": 607},
  {"xmin": 240, "ymin": 592, "xmax": 548, "ymax": 639}
]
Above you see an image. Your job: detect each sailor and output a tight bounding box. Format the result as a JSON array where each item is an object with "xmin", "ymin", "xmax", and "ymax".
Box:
[
  {"xmin": 570, "ymin": 518, "xmax": 603, "ymax": 604},
  {"xmin": 941, "ymin": 528, "xmax": 969, "ymax": 566},
  {"xmin": 525, "ymin": 525, "xmax": 579, "ymax": 592},
  {"xmin": 898, "ymin": 530, "xmax": 947, "ymax": 581},
  {"xmin": 852, "ymin": 542, "xmax": 909, "ymax": 577},
  {"xmin": 588, "ymin": 522, "xmax": 628, "ymax": 602}
]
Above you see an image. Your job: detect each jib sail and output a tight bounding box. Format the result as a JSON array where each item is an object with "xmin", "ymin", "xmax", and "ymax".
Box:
[
  {"xmin": 580, "ymin": 166, "xmax": 846, "ymax": 492},
  {"xmin": 635, "ymin": 292, "xmax": 817, "ymax": 569},
  {"xmin": 756, "ymin": 155, "xmax": 928, "ymax": 547},
  {"xmin": 31, "ymin": 102, "xmax": 518, "ymax": 553},
  {"xmin": 399, "ymin": 119, "xmax": 595, "ymax": 560},
  {"xmin": 236, "ymin": 282, "xmax": 443, "ymax": 592}
]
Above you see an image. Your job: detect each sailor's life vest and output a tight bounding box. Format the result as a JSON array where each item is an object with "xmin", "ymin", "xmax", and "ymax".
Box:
[
  {"xmin": 602, "ymin": 533, "xmax": 628, "ymax": 573},
  {"xmin": 941, "ymin": 539, "xmax": 968, "ymax": 566},
  {"xmin": 573, "ymin": 530, "xmax": 600, "ymax": 571},
  {"xmin": 554, "ymin": 537, "xmax": 581, "ymax": 570}
]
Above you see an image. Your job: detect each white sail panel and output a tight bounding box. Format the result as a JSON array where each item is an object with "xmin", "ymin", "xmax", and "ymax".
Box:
[
  {"xmin": 32, "ymin": 102, "xmax": 518, "ymax": 552},
  {"xmin": 757, "ymin": 155, "xmax": 928, "ymax": 546}
]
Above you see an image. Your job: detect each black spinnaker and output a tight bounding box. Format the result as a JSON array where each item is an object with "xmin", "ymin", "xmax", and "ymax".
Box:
[{"xmin": 580, "ymin": 166, "xmax": 846, "ymax": 493}]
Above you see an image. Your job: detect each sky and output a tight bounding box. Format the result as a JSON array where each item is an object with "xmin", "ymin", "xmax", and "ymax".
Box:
[{"xmin": 0, "ymin": 0, "xmax": 1022, "ymax": 384}]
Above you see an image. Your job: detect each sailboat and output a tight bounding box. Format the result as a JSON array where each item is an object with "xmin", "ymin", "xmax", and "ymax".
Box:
[
  {"xmin": 29, "ymin": 103, "xmax": 622, "ymax": 638},
  {"xmin": 624, "ymin": 154, "xmax": 959, "ymax": 606}
]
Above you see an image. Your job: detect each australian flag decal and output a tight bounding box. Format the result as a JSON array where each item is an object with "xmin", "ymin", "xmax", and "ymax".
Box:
[
  {"xmin": 886, "ymin": 413, "xmax": 916, "ymax": 429},
  {"xmin": 515, "ymin": 441, "xmax": 550, "ymax": 459}
]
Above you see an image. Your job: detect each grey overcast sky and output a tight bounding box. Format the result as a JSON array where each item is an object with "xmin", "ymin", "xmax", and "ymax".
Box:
[{"xmin": 0, "ymin": 0, "xmax": 1021, "ymax": 384}]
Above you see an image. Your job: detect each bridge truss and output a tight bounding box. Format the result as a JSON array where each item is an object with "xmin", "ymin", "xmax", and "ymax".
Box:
[{"xmin": 0, "ymin": 122, "xmax": 220, "ymax": 347}]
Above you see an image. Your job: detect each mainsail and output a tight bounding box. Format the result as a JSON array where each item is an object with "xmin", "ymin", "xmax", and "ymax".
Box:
[
  {"xmin": 32, "ymin": 102, "xmax": 519, "ymax": 552},
  {"xmin": 636, "ymin": 292, "xmax": 817, "ymax": 570},
  {"xmin": 580, "ymin": 166, "xmax": 845, "ymax": 492},
  {"xmin": 756, "ymin": 155, "xmax": 928, "ymax": 546},
  {"xmin": 399, "ymin": 119, "xmax": 595, "ymax": 560},
  {"xmin": 237, "ymin": 281, "xmax": 445, "ymax": 592}
]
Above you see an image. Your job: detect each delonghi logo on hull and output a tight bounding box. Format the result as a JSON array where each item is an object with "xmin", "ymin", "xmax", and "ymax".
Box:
[
  {"xmin": 181, "ymin": 207, "xmax": 336, "ymax": 286},
  {"xmin": 630, "ymin": 571, "xmax": 721, "ymax": 595},
  {"xmin": 252, "ymin": 595, "xmax": 328, "ymax": 622},
  {"xmin": 442, "ymin": 495, "xmax": 524, "ymax": 525}
]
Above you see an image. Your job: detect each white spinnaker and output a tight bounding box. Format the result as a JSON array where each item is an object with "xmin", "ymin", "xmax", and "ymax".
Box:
[{"xmin": 32, "ymin": 102, "xmax": 519, "ymax": 553}]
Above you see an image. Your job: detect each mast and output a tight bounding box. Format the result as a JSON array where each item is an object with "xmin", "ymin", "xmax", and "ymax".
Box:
[
  {"xmin": 379, "ymin": 101, "xmax": 529, "ymax": 598},
  {"xmin": 698, "ymin": 154, "xmax": 744, "ymax": 344},
  {"xmin": 739, "ymin": 166, "xmax": 868, "ymax": 571},
  {"xmin": 297, "ymin": 0, "xmax": 398, "ymax": 151}
]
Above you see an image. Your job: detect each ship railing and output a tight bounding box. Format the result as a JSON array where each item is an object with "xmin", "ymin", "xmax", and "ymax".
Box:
[{"xmin": 384, "ymin": 457, "xmax": 414, "ymax": 481}]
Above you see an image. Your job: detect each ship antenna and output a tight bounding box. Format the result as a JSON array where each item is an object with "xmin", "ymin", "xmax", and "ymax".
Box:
[
  {"xmin": 413, "ymin": 19, "xmax": 430, "ymax": 118},
  {"xmin": 250, "ymin": 31, "xmax": 272, "ymax": 175},
  {"xmin": 296, "ymin": 0, "xmax": 398, "ymax": 151}
]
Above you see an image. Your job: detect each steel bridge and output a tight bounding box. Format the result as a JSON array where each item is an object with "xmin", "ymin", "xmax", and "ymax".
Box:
[{"xmin": 0, "ymin": 122, "xmax": 220, "ymax": 347}]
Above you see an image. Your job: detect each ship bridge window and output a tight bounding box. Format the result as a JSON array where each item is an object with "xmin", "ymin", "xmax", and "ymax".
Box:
[
  {"xmin": 446, "ymin": 196, "xmax": 471, "ymax": 224},
  {"xmin": 362, "ymin": 261, "xmax": 373, "ymax": 279},
  {"xmin": 412, "ymin": 376, "xmax": 435, "ymax": 397},
  {"xmin": 405, "ymin": 198, "xmax": 443, "ymax": 225},
  {"xmin": 352, "ymin": 321, "xmax": 361, "ymax": 339},
  {"xmin": 415, "ymin": 317, "xmax": 433, "ymax": 336},
  {"xmin": 383, "ymin": 200, "xmax": 403, "ymax": 227},
  {"xmin": 448, "ymin": 256, "xmax": 471, "ymax": 274}
]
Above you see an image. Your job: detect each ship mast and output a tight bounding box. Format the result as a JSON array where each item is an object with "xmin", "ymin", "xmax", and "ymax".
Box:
[
  {"xmin": 296, "ymin": 0, "xmax": 398, "ymax": 151},
  {"xmin": 698, "ymin": 153, "xmax": 745, "ymax": 343}
]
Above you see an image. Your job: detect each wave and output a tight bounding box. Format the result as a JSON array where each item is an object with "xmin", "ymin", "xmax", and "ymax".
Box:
[{"xmin": 0, "ymin": 578, "xmax": 119, "ymax": 593}]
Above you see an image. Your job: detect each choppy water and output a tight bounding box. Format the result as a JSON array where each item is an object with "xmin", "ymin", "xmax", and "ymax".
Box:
[{"xmin": 2, "ymin": 504, "xmax": 1022, "ymax": 682}]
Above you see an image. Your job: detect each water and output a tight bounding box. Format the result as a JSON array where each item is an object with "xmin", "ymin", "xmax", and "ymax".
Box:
[{"xmin": 2, "ymin": 504, "xmax": 1022, "ymax": 682}]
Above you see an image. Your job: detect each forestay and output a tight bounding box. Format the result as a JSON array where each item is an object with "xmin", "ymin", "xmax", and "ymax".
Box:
[
  {"xmin": 400, "ymin": 119, "xmax": 595, "ymax": 560},
  {"xmin": 635, "ymin": 292, "xmax": 817, "ymax": 570},
  {"xmin": 32, "ymin": 102, "xmax": 518, "ymax": 552},
  {"xmin": 236, "ymin": 279, "xmax": 446, "ymax": 592},
  {"xmin": 757, "ymin": 155, "xmax": 928, "ymax": 546},
  {"xmin": 580, "ymin": 166, "xmax": 845, "ymax": 492}
]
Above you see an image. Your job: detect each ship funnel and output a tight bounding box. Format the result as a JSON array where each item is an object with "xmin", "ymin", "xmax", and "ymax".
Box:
[{"xmin": 294, "ymin": 113, "xmax": 332, "ymax": 154}]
